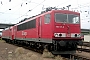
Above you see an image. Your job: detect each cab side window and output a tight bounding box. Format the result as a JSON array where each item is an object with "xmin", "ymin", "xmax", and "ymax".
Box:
[{"xmin": 44, "ymin": 14, "xmax": 50, "ymax": 24}]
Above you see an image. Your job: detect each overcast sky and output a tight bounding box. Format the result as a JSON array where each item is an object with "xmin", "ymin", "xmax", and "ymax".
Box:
[{"xmin": 0, "ymin": 0, "xmax": 90, "ymax": 29}]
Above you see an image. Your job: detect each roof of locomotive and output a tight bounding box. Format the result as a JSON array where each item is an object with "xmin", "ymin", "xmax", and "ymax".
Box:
[
  {"xmin": 14, "ymin": 10, "xmax": 80, "ymax": 26},
  {"xmin": 14, "ymin": 10, "xmax": 52, "ymax": 26},
  {"xmin": 53, "ymin": 10, "xmax": 80, "ymax": 14}
]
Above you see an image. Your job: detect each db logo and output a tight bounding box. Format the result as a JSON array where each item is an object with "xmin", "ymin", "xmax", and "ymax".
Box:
[{"xmin": 67, "ymin": 34, "xmax": 70, "ymax": 37}]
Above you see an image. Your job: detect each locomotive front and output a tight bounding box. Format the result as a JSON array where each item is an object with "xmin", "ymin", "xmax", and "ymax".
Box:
[{"xmin": 52, "ymin": 10, "xmax": 83, "ymax": 54}]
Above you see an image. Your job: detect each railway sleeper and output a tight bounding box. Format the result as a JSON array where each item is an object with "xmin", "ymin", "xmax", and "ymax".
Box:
[{"xmin": 71, "ymin": 54, "xmax": 90, "ymax": 60}]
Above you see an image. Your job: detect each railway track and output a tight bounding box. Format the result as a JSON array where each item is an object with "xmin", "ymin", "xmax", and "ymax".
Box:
[
  {"xmin": 77, "ymin": 41, "xmax": 90, "ymax": 53},
  {"xmin": 59, "ymin": 41, "xmax": 90, "ymax": 60},
  {"xmin": 83, "ymin": 42, "xmax": 90, "ymax": 47},
  {"xmin": 58, "ymin": 53, "xmax": 90, "ymax": 60},
  {"xmin": 70, "ymin": 41, "xmax": 90, "ymax": 60},
  {"xmin": 70, "ymin": 53, "xmax": 90, "ymax": 60},
  {"xmin": 77, "ymin": 46, "xmax": 90, "ymax": 53}
]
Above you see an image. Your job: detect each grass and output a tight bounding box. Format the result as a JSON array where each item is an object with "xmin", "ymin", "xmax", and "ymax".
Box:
[
  {"xmin": 14, "ymin": 47, "xmax": 25, "ymax": 57},
  {"xmin": 0, "ymin": 38, "xmax": 5, "ymax": 42},
  {"xmin": 10, "ymin": 47, "xmax": 41, "ymax": 60},
  {"xmin": 42, "ymin": 49, "xmax": 54, "ymax": 58},
  {"xmin": 0, "ymin": 38, "xmax": 2, "ymax": 40}
]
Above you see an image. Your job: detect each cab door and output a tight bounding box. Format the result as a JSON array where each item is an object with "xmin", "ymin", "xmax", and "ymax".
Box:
[
  {"xmin": 38, "ymin": 17, "xmax": 42, "ymax": 38},
  {"xmin": 11, "ymin": 27, "xmax": 14, "ymax": 40},
  {"xmin": 13, "ymin": 26, "xmax": 17, "ymax": 39}
]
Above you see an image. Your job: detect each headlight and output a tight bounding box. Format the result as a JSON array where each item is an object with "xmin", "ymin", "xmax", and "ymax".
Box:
[
  {"xmin": 54, "ymin": 33, "xmax": 65, "ymax": 37},
  {"xmin": 71, "ymin": 33, "xmax": 81, "ymax": 37},
  {"xmin": 54, "ymin": 33, "xmax": 58, "ymax": 37}
]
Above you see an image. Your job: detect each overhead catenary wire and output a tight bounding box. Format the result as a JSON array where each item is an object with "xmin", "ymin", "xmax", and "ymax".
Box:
[
  {"xmin": 1, "ymin": 0, "xmax": 45, "ymax": 23},
  {"xmin": 0, "ymin": 1, "xmax": 20, "ymax": 15},
  {"xmin": 0, "ymin": 0, "xmax": 32, "ymax": 23},
  {"xmin": 0, "ymin": 0, "xmax": 44, "ymax": 13},
  {"xmin": 16, "ymin": 0, "xmax": 46, "ymax": 20},
  {"xmin": 2, "ymin": 0, "xmax": 69, "ymax": 23},
  {"xmin": 56, "ymin": 0, "xmax": 72, "ymax": 8},
  {"xmin": 0, "ymin": 0, "xmax": 90, "ymax": 24},
  {"xmin": 0, "ymin": 0, "xmax": 47, "ymax": 23}
]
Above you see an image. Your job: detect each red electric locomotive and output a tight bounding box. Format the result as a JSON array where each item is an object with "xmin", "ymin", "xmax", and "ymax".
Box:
[
  {"xmin": 2, "ymin": 27, "xmax": 10, "ymax": 39},
  {"xmin": 2, "ymin": 7, "xmax": 83, "ymax": 54},
  {"xmin": 0, "ymin": 35, "xmax": 2, "ymax": 38}
]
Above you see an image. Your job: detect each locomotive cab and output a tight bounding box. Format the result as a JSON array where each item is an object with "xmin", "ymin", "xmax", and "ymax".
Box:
[
  {"xmin": 38, "ymin": 9, "xmax": 83, "ymax": 54},
  {"xmin": 51, "ymin": 10, "xmax": 83, "ymax": 54},
  {"xmin": 53, "ymin": 10, "xmax": 81, "ymax": 39}
]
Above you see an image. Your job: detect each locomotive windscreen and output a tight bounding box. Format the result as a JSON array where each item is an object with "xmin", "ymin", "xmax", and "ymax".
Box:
[{"xmin": 55, "ymin": 13, "xmax": 80, "ymax": 24}]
